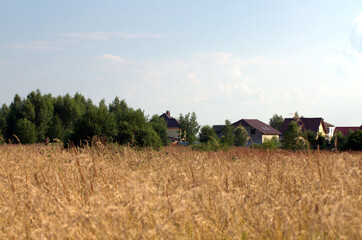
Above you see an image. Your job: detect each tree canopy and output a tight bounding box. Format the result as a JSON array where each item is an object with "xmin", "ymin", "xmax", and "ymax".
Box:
[{"xmin": 269, "ymin": 114, "xmax": 284, "ymax": 131}]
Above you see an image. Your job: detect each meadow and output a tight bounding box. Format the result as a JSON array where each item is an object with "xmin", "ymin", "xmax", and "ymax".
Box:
[{"xmin": 0, "ymin": 144, "xmax": 360, "ymax": 239}]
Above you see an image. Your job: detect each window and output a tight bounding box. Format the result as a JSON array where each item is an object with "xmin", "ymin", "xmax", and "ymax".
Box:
[{"xmin": 250, "ymin": 129, "xmax": 256, "ymax": 135}]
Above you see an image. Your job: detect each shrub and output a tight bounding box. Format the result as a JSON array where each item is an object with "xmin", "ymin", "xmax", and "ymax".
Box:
[
  {"xmin": 199, "ymin": 125, "xmax": 219, "ymax": 144},
  {"xmin": 262, "ymin": 136, "xmax": 281, "ymax": 150}
]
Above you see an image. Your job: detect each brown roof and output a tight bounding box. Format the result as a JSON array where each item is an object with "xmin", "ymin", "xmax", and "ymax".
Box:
[
  {"xmin": 281, "ymin": 117, "xmax": 325, "ymax": 134},
  {"xmin": 334, "ymin": 126, "xmax": 361, "ymax": 137},
  {"xmin": 324, "ymin": 121, "xmax": 334, "ymax": 128},
  {"xmin": 159, "ymin": 112, "xmax": 180, "ymax": 128},
  {"xmin": 212, "ymin": 125, "xmax": 225, "ymax": 137},
  {"xmin": 233, "ymin": 119, "xmax": 281, "ymax": 135}
]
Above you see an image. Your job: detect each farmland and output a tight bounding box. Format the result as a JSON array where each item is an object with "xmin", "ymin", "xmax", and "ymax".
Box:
[{"xmin": 0, "ymin": 144, "xmax": 361, "ymax": 239}]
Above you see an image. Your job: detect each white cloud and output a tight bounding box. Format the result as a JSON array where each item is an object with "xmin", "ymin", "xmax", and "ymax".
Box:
[
  {"xmin": 5, "ymin": 41, "xmax": 63, "ymax": 51},
  {"xmin": 95, "ymin": 54, "xmax": 132, "ymax": 63},
  {"xmin": 93, "ymin": 52, "xmax": 279, "ymax": 105},
  {"xmin": 59, "ymin": 31, "xmax": 167, "ymax": 40}
]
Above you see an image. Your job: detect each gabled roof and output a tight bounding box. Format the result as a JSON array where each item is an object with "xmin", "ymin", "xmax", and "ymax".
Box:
[
  {"xmin": 212, "ymin": 125, "xmax": 225, "ymax": 136},
  {"xmin": 159, "ymin": 112, "xmax": 180, "ymax": 128},
  {"xmin": 281, "ymin": 117, "xmax": 326, "ymax": 134},
  {"xmin": 233, "ymin": 119, "xmax": 281, "ymax": 135},
  {"xmin": 334, "ymin": 126, "xmax": 361, "ymax": 137},
  {"xmin": 324, "ymin": 121, "xmax": 334, "ymax": 128}
]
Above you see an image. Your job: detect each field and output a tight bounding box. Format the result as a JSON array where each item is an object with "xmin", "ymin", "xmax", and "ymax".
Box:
[{"xmin": 0, "ymin": 144, "xmax": 361, "ymax": 239}]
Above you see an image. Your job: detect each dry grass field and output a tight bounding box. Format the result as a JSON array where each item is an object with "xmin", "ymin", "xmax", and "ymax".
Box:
[{"xmin": 0, "ymin": 144, "xmax": 361, "ymax": 239}]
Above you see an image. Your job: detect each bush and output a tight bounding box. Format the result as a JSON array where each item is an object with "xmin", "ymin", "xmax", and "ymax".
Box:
[
  {"xmin": 199, "ymin": 125, "xmax": 219, "ymax": 144},
  {"xmin": 261, "ymin": 136, "xmax": 281, "ymax": 150}
]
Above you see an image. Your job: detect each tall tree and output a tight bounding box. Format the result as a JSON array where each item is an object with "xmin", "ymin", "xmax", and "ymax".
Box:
[
  {"xmin": 234, "ymin": 125, "xmax": 249, "ymax": 146},
  {"xmin": 220, "ymin": 120, "xmax": 235, "ymax": 146},
  {"xmin": 27, "ymin": 90, "xmax": 54, "ymax": 141},
  {"xmin": 0, "ymin": 104, "xmax": 9, "ymax": 141},
  {"xmin": 269, "ymin": 114, "xmax": 284, "ymax": 131},
  {"xmin": 178, "ymin": 112, "xmax": 200, "ymax": 144},
  {"xmin": 6, "ymin": 94, "xmax": 23, "ymax": 141},
  {"xmin": 283, "ymin": 121, "xmax": 305, "ymax": 150}
]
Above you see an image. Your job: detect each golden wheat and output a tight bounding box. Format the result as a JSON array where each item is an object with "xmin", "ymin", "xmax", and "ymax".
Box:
[{"xmin": 0, "ymin": 144, "xmax": 361, "ymax": 239}]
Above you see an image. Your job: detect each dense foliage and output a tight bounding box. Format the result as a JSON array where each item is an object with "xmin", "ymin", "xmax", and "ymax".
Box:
[
  {"xmin": 0, "ymin": 90, "xmax": 165, "ymax": 149},
  {"xmin": 178, "ymin": 112, "xmax": 200, "ymax": 144},
  {"xmin": 269, "ymin": 114, "xmax": 284, "ymax": 131}
]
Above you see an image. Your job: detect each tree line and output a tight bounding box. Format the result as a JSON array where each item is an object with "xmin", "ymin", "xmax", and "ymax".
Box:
[
  {"xmin": 0, "ymin": 90, "xmax": 170, "ymax": 149},
  {"xmin": 0, "ymin": 91, "xmax": 360, "ymax": 151}
]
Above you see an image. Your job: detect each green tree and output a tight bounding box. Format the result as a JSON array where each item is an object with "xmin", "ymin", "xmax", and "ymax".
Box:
[
  {"xmin": 234, "ymin": 125, "xmax": 249, "ymax": 146},
  {"xmin": 283, "ymin": 121, "xmax": 305, "ymax": 150},
  {"xmin": 199, "ymin": 125, "xmax": 219, "ymax": 144},
  {"xmin": 345, "ymin": 130, "xmax": 362, "ymax": 150},
  {"xmin": 305, "ymin": 130, "xmax": 317, "ymax": 149},
  {"xmin": 0, "ymin": 104, "xmax": 9, "ymax": 142},
  {"xmin": 47, "ymin": 115, "xmax": 63, "ymax": 141},
  {"xmin": 27, "ymin": 90, "xmax": 54, "ymax": 141},
  {"xmin": 333, "ymin": 131, "xmax": 347, "ymax": 151},
  {"xmin": 316, "ymin": 134, "xmax": 326, "ymax": 150},
  {"xmin": 70, "ymin": 99, "xmax": 117, "ymax": 145},
  {"xmin": 149, "ymin": 115, "xmax": 168, "ymax": 145},
  {"xmin": 220, "ymin": 120, "xmax": 235, "ymax": 146},
  {"xmin": 269, "ymin": 114, "xmax": 284, "ymax": 131},
  {"xmin": 109, "ymin": 97, "xmax": 128, "ymax": 113},
  {"xmin": 6, "ymin": 94, "xmax": 23, "ymax": 141},
  {"xmin": 14, "ymin": 118, "xmax": 37, "ymax": 144},
  {"xmin": 178, "ymin": 112, "xmax": 200, "ymax": 144}
]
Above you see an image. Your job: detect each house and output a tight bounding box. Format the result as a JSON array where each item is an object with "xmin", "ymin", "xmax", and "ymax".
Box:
[
  {"xmin": 233, "ymin": 119, "xmax": 281, "ymax": 145},
  {"xmin": 334, "ymin": 126, "xmax": 362, "ymax": 137},
  {"xmin": 159, "ymin": 110, "xmax": 181, "ymax": 142},
  {"xmin": 323, "ymin": 121, "xmax": 335, "ymax": 140},
  {"xmin": 212, "ymin": 119, "xmax": 281, "ymax": 146},
  {"xmin": 280, "ymin": 117, "xmax": 327, "ymax": 140},
  {"xmin": 212, "ymin": 125, "xmax": 225, "ymax": 138}
]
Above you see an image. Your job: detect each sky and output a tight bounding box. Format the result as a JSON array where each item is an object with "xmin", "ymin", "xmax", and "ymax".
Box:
[{"xmin": 1, "ymin": 0, "xmax": 362, "ymax": 127}]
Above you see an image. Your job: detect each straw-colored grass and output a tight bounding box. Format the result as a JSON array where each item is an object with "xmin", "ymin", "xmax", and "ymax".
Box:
[{"xmin": 0, "ymin": 144, "xmax": 361, "ymax": 239}]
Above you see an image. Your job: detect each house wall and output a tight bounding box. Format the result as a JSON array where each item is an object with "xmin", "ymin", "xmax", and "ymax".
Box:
[
  {"xmin": 326, "ymin": 127, "xmax": 335, "ymax": 140},
  {"xmin": 262, "ymin": 135, "xmax": 279, "ymax": 142},
  {"xmin": 243, "ymin": 126, "xmax": 263, "ymax": 145},
  {"xmin": 318, "ymin": 123, "xmax": 326, "ymax": 137},
  {"xmin": 167, "ymin": 128, "xmax": 180, "ymax": 140}
]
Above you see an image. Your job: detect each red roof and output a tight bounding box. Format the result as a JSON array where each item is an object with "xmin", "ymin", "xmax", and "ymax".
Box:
[
  {"xmin": 233, "ymin": 119, "xmax": 281, "ymax": 135},
  {"xmin": 334, "ymin": 126, "xmax": 361, "ymax": 137}
]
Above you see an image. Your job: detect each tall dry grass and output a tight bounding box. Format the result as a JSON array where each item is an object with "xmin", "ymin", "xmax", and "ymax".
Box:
[{"xmin": 0, "ymin": 144, "xmax": 361, "ymax": 239}]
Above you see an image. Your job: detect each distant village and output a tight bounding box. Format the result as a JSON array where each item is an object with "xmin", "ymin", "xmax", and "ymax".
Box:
[{"xmin": 160, "ymin": 110, "xmax": 362, "ymax": 146}]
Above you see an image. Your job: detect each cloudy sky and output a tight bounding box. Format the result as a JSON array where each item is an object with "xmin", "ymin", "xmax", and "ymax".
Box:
[{"xmin": 1, "ymin": 0, "xmax": 362, "ymax": 126}]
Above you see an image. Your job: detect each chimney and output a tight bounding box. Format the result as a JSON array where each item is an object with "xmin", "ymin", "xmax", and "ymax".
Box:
[{"xmin": 166, "ymin": 110, "xmax": 170, "ymax": 116}]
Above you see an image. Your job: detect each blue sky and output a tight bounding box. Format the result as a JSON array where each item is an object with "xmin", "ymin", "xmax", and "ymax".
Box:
[{"xmin": 1, "ymin": 0, "xmax": 362, "ymax": 126}]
